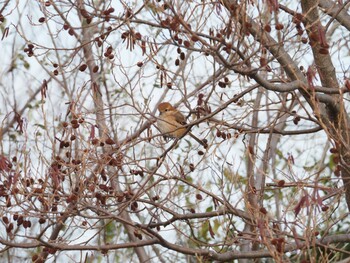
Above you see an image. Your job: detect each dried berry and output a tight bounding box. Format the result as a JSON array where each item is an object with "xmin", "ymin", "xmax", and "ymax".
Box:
[
  {"xmin": 105, "ymin": 138, "xmax": 115, "ymax": 145},
  {"xmin": 135, "ymin": 32, "xmax": 142, "ymax": 40},
  {"xmin": 79, "ymin": 64, "xmax": 87, "ymax": 71},
  {"xmin": 2, "ymin": 216, "xmax": 9, "ymax": 224},
  {"xmin": 277, "ymin": 180, "xmax": 285, "ymax": 187},
  {"xmin": 180, "ymin": 52, "xmax": 185, "ymax": 60},
  {"xmin": 264, "ymin": 24, "xmax": 271, "ymax": 32},
  {"xmin": 191, "ymin": 35, "xmax": 199, "ymax": 42},
  {"xmin": 321, "ymin": 205, "xmax": 329, "ymax": 212},
  {"xmin": 218, "ymin": 81, "xmax": 226, "ymax": 88},
  {"xmin": 260, "ymin": 207, "xmax": 267, "ymax": 214},
  {"xmin": 184, "ymin": 40, "xmax": 190, "ymax": 47},
  {"xmin": 275, "ymin": 23, "xmax": 284, "ymax": 30}
]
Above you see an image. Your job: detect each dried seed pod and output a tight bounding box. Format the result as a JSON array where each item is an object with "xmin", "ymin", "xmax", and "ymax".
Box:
[
  {"xmin": 321, "ymin": 205, "xmax": 329, "ymax": 212},
  {"xmin": 80, "ymin": 9, "xmax": 90, "ymax": 18},
  {"xmin": 310, "ymin": 31, "xmax": 319, "ymax": 42},
  {"xmin": 135, "ymin": 32, "xmax": 142, "ymax": 40},
  {"xmin": 264, "ymin": 24, "xmax": 271, "ymax": 32},
  {"xmin": 191, "ymin": 35, "xmax": 199, "ymax": 42},
  {"xmin": 17, "ymin": 216, "xmax": 23, "ymax": 226},
  {"xmin": 277, "ymin": 180, "xmax": 285, "ymax": 187},
  {"xmin": 180, "ymin": 52, "xmax": 185, "ymax": 60},
  {"xmin": 275, "ymin": 23, "xmax": 284, "ymax": 30},
  {"xmin": 293, "ymin": 115, "xmax": 301, "ymax": 125},
  {"xmin": 2, "ymin": 216, "xmax": 9, "ymax": 224},
  {"xmin": 131, "ymin": 201, "xmax": 138, "ymax": 211},
  {"xmin": 91, "ymin": 138, "xmax": 99, "ymax": 145},
  {"xmin": 218, "ymin": 81, "xmax": 226, "ymax": 88},
  {"xmin": 105, "ymin": 138, "xmax": 115, "ymax": 145},
  {"xmin": 184, "ymin": 40, "xmax": 190, "ymax": 47},
  {"xmin": 196, "ymin": 193, "xmax": 203, "ymax": 200},
  {"xmin": 259, "ymin": 207, "xmax": 267, "ymax": 214},
  {"xmin": 79, "ymin": 64, "xmax": 87, "ymax": 71},
  {"xmin": 72, "ymin": 123, "xmax": 80, "ymax": 129},
  {"xmin": 260, "ymin": 57, "xmax": 267, "ymax": 67},
  {"xmin": 71, "ymin": 119, "xmax": 78, "ymax": 125},
  {"xmin": 152, "ymin": 195, "xmax": 160, "ymax": 201}
]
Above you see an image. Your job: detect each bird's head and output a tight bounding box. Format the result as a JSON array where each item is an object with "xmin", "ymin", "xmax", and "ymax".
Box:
[{"xmin": 157, "ymin": 102, "xmax": 175, "ymax": 114}]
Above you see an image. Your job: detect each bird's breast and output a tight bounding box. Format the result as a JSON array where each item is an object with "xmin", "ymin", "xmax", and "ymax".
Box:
[{"xmin": 157, "ymin": 115, "xmax": 186, "ymax": 138}]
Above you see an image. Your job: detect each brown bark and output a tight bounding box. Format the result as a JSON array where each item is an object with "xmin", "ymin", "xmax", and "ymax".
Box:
[{"xmin": 301, "ymin": 0, "xmax": 350, "ymax": 211}]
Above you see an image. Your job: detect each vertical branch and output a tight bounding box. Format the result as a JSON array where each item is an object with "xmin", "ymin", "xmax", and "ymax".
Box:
[
  {"xmin": 77, "ymin": 1, "xmax": 150, "ymax": 261},
  {"xmin": 239, "ymin": 88, "xmax": 263, "ymax": 260},
  {"xmin": 301, "ymin": 0, "xmax": 350, "ymax": 211}
]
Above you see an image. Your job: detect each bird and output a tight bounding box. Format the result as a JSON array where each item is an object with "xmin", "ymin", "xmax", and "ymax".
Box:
[{"xmin": 157, "ymin": 102, "xmax": 207, "ymax": 147}]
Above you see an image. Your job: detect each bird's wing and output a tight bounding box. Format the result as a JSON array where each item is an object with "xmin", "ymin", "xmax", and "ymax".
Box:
[{"xmin": 173, "ymin": 111, "xmax": 187, "ymax": 125}]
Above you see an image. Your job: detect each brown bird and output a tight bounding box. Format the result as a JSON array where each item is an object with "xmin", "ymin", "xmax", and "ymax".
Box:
[{"xmin": 157, "ymin": 102, "xmax": 207, "ymax": 147}]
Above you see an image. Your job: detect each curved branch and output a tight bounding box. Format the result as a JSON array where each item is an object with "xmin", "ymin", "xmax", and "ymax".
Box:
[{"xmin": 319, "ymin": 0, "xmax": 350, "ymax": 32}]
